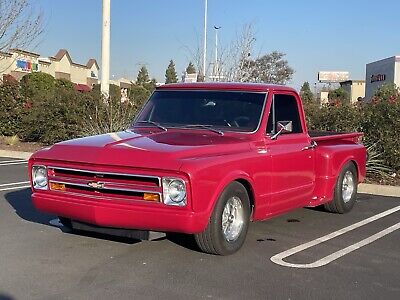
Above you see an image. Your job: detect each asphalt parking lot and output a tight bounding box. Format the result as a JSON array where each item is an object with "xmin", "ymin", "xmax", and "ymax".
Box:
[{"xmin": 0, "ymin": 157, "xmax": 399, "ymax": 300}]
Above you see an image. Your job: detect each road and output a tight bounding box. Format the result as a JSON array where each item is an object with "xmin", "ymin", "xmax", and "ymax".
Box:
[{"xmin": 0, "ymin": 157, "xmax": 399, "ymax": 300}]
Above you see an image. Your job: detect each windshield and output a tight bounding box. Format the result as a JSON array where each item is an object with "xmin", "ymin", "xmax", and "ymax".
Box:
[{"xmin": 133, "ymin": 90, "xmax": 266, "ymax": 133}]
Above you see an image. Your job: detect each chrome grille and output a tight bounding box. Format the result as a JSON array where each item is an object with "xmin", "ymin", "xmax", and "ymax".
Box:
[{"xmin": 47, "ymin": 166, "xmax": 162, "ymax": 202}]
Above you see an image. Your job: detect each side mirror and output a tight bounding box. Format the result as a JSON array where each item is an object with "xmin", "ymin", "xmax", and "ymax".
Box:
[{"xmin": 271, "ymin": 121, "xmax": 292, "ymax": 140}]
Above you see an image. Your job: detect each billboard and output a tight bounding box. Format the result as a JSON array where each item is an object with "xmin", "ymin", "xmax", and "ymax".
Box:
[{"xmin": 318, "ymin": 71, "xmax": 349, "ymax": 83}]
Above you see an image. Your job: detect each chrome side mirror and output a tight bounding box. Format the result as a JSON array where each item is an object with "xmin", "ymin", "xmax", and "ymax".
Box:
[{"xmin": 271, "ymin": 121, "xmax": 293, "ymax": 140}]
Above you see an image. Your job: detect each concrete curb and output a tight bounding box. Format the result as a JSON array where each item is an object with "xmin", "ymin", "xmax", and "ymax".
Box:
[
  {"xmin": 358, "ymin": 183, "xmax": 400, "ymax": 198},
  {"xmin": 0, "ymin": 150, "xmax": 399, "ymax": 198},
  {"xmin": 0, "ymin": 149, "xmax": 33, "ymax": 160}
]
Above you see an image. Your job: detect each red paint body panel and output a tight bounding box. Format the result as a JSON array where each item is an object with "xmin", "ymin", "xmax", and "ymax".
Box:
[{"xmin": 29, "ymin": 83, "xmax": 366, "ymax": 234}]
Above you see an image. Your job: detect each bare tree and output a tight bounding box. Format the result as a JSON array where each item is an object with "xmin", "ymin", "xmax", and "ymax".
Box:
[
  {"xmin": 222, "ymin": 23, "xmax": 257, "ymax": 82},
  {"xmin": 182, "ymin": 22, "xmax": 294, "ymax": 84},
  {"xmin": 0, "ymin": 0, "xmax": 43, "ymax": 52}
]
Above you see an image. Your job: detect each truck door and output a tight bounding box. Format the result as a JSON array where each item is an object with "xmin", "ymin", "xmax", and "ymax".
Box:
[{"xmin": 265, "ymin": 92, "xmax": 315, "ymax": 214}]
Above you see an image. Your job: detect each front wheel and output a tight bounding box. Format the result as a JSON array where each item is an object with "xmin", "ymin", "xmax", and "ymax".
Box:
[
  {"xmin": 324, "ymin": 162, "xmax": 358, "ymax": 214},
  {"xmin": 195, "ymin": 181, "xmax": 251, "ymax": 255}
]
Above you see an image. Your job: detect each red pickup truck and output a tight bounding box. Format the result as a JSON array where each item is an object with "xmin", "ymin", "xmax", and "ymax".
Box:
[{"xmin": 29, "ymin": 83, "xmax": 366, "ymax": 255}]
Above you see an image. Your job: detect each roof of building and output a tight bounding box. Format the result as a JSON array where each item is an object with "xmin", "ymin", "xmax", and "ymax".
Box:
[
  {"xmin": 9, "ymin": 48, "xmax": 40, "ymax": 58},
  {"xmin": 50, "ymin": 49, "xmax": 99, "ymax": 70},
  {"xmin": 157, "ymin": 82, "xmax": 296, "ymax": 93},
  {"xmin": 0, "ymin": 51, "xmax": 12, "ymax": 57},
  {"xmin": 340, "ymin": 80, "xmax": 365, "ymax": 84},
  {"xmin": 86, "ymin": 58, "xmax": 99, "ymax": 69}
]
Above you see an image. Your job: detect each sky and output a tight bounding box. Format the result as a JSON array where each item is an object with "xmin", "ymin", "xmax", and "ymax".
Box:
[{"xmin": 35, "ymin": 0, "xmax": 400, "ymax": 89}]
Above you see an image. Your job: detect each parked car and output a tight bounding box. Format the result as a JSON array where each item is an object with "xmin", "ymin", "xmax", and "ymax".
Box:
[{"xmin": 29, "ymin": 83, "xmax": 366, "ymax": 255}]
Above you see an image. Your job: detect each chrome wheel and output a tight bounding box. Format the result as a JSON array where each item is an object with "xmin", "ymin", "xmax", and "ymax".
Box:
[
  {"xmin": 222, "ymin": 196, "xmax": 244, "ymax": 242},
  {"xmin": 342, "ymin": 170, "xmax": 355, "ymax": 203}
]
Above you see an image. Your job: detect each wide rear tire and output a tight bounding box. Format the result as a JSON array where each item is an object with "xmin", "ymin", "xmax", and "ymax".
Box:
[
  {"xmin": 195, "ymin": 181, "xmax": 251, "ymax": 255},
  {"xmin": 324, "ymin": 162, "xmax": 358, "ymax": 214}
]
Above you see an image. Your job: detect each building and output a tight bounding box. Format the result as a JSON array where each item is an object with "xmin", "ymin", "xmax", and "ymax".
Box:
[
  {"xmin": 365, "ymin": 55, "xmax": 400, "ymax": 100},
  {"xmin": 0, "ymin": 48, "xmax": 99, "ymax": 90},
  {"xmin": 339, "ymin": 80, "xmax": 365, "ymax": 103},
  {"xmin": 110, "ymin": 77, "xmax": 134, "ymax": 102}
]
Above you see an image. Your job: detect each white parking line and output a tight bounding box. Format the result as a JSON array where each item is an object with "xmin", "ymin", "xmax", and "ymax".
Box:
[
  {"xmin": 0, "ymin": 185, "xmax": 30, "ymax": 192},
  {"xmin": 0, "ymin": 160, "xmax": 27, "ymax": 164},
  {"xmin": 0, "ymin": 181, "xmax": 30, "ymax": 192},
  {"xmin": 0, "ymin": 161, "xmax": 28, "ymax": 166},
  {"xmin": 0, "ymin": 181, "xmax": 29, "ymax": 187},
  {"xmin": 270, "ymin": 205, "xmax": 400, "ymax": 268}
]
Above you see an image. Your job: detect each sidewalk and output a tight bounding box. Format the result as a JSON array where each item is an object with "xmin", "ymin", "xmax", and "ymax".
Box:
[{"xmin": 0, "ymin": 149, "xmax": 399, "ymax": 198}]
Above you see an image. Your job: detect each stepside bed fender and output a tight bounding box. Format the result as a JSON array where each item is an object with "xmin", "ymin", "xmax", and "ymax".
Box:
[{"xmin": 312, "ymin": 143, "xmax": 366, "ymax": 205}]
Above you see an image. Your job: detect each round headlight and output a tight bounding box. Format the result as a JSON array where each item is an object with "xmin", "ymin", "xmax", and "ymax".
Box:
[
  {"xmin": 32, "ymin": 166, "xmax": 48, "ymax": 189},
  {"xmin": 162, "ymin": 178, "xmax": 187, "ymax": 206},
  {"xmin": 168, "ymin": 180, "xmax": 186, "ymax": 203}
]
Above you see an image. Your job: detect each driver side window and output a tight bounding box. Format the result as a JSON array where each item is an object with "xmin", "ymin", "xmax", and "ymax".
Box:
[{"xmin": 266, "ymin": 94, "xmax": 303, "ymax": 134}]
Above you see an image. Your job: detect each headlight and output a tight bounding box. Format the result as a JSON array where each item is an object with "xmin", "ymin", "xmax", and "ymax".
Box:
[
  {"xmin": 162, "ymin": 177, "xmax": 186, "ymax": 206},
  {"xmin": 32, "ymin": 165, "xmax": 48, "ymax": 190}
]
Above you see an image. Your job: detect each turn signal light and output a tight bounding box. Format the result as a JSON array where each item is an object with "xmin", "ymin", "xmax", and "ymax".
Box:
[
  {"xmin": 143, "ymin": 193, "xmax": 160, "ymax": 202},
  {"xmin": 50, "ymin": 182, "xmax": 66, "ymax": 191}
]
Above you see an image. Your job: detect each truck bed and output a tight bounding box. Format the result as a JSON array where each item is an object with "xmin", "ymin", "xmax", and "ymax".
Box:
[{"xmin": 309, "ymin": 131, "xmax": 363, "ymax": 143}]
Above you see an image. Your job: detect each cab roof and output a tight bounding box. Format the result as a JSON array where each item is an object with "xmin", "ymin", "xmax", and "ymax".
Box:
[{"xmin": 157, "ymin": 82, "xmax": 297, "ymax": 93}]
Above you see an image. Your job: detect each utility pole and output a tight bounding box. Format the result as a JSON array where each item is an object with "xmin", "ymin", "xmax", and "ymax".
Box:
[
  {"xmin": 202, "ymin": 0, "xmax": 208, "ymax": 81},
  {"xmin": 101, "ymin": 0, "xmax": 111, "ymax": 97},
  {"xmin": 214, "ymin": 25, "xmax": 221, "ymax": 81}
]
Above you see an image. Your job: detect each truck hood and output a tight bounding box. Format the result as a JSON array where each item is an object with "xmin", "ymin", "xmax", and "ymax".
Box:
[{"xmin": 31, "ymin": 129, "xmax": 252, "ymax": 171}]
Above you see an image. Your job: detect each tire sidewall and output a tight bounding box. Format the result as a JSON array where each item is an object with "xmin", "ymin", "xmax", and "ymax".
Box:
[
  {"xmin": 335, "ymin": 163, "xmax": 358, "ymax": 213},
  {"xmin": 210, "ymin": 182, "xmax": 251, "ymax": 255}
]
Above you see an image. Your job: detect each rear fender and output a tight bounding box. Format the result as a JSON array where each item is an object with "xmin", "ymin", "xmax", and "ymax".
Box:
[{"xmin": 312, "ymin": 144, "xmax": 366, "ymax": 204}]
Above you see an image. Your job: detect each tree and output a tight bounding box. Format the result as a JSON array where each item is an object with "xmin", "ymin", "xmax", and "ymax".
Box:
[
  {"xmin": 328, "ymin": 88, "xmax": 350, "ymax": 103},
  {"xmin": 0, "ymin": 0, "xmax": 43, "ymax": 71},
  {"xmin": 165, "ymin": 60, "xmax": 178, "ymax": 84},
  {"xmin": 186, "ymin": 62, "xmax": 196, "ymax": 74},
  {"xmin": 300, "ymin": 82, "xmax": 314, "ymax": 103},
  {"xmin": 136, "ymin": 66, "xmax": 150, "ymax": 85},
  {"xmin": 241, "ymin": 51, "xmax": 294, "ymax": 84}
]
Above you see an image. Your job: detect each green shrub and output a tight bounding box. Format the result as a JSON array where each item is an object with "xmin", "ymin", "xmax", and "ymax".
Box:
[
  {"xmin": 20, "ymin": 72, "xmax": 56, "ymax": 100},
  {"xmin": 306, "ymin": 84, "xmax": 400, "ymax": 173},
  {"xmin": 0, "ymin": 81, "xmax": 26, "ymax": 136},
  {"xmin": 20, "ymin": 86, "xmax": 92, "ymax": 144},
  {"xmin": 82, "ymin": 84, "xmax": 139, "ymax": 136}
]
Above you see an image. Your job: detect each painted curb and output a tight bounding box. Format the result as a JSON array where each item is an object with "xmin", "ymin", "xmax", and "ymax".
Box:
[
  {"xmin": 0, "ymin": 149, "xmax": 33, "ymax": 160},
  {"xmin": 359, "ymin": 183, "xmax": 400, "ymax": 198},
  {"xmin": 0, "ymin": 150, "xmax": 398, "ymax": 198}
]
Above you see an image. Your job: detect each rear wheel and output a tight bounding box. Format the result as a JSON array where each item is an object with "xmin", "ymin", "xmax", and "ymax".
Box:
[
  {"xmin": 195, "ymin": 181, "xmax": 250, "ymax": 255},
  {"xmin": 324, "ymin": 162, "xmax": 358, "ymax": 214}
]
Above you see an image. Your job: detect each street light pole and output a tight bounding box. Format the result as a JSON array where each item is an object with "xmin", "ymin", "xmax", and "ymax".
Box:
[
  {"xmin": 214, "ymin": 25, "xmax": 221, "ymax": 81},
  {"xmin": 101, "ymin": 0, "xmax": 110, "ymax": 97},
  {"xmin": 202, "ymin": 0, "xmax": 208, "ymax": 81}
]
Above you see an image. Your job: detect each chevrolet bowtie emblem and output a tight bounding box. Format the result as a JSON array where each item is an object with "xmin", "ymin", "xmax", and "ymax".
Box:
[{"xmin": 87, "ymin": 181, "xmax": 104, "ymax": 189}]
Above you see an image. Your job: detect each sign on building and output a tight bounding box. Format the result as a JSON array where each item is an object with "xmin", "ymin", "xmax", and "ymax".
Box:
[
  {"xmin": 318, "ymin": 71, "xmax": 349, "ymax": 83},
  {"xmin": 16, "ymin": 59, "xmax": 39, "ymax": 72}
]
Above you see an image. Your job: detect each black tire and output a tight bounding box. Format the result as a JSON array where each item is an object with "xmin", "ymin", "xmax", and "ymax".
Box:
[
  {"xmin": 324, "ymin": 162, "xmax": 358, "ymax": 214},
  {"xmin": 195, "ymin": 181, "xmax": 251, "ymax": 255}
]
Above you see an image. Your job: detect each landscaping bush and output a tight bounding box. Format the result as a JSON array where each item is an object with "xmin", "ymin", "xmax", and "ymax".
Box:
[
  {"xmin": 0, "ymin": 81, "xmax": 26, "ymax": 136},
  {"xmin": 20, "ymin": 86, "xmax": 92, "ymax": 144},
  {"xmin": 82, "ymin": 84, "xmax": 140, "ymax": 136},
  {"xmin": 20, "ymin": 72, "xmax": 56, "ymax": 101},
  {"xmin": 305, "ymin": 84, "xmax": 400, "ymax": 173}
]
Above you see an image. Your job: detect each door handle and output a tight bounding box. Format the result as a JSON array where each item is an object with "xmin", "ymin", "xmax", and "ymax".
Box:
[{"xmin": 302, "ymin": 141, "xmax": 317, "ymax": 151}]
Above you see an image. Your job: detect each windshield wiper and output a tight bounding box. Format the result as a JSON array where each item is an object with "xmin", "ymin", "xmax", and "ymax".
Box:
[
  {"xmin": 134, "ymin": 120, "xmax": 167, "ymax": 131},
  {"xmin": 181, "ymin": 124, "xmax": 224, "ymax": 136}
]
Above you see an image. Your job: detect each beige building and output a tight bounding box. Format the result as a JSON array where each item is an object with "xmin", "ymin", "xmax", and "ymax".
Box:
[
  {"xmin": 0, "ymin": 48, "xmax": 99, "ymax": 89},
  {"xmin": 340, "ymin": 80, "xmax": 365, "ymax": 103}
]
